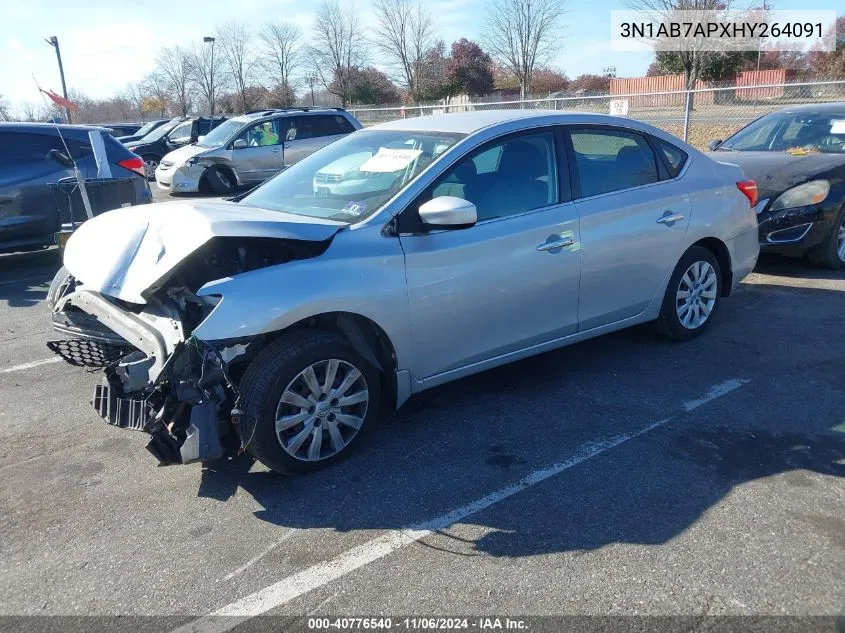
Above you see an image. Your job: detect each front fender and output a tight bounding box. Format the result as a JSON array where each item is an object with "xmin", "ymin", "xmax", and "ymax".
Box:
[{"xmin": 192, "ymin": 224, "xmax": 412, "ymax": 371}]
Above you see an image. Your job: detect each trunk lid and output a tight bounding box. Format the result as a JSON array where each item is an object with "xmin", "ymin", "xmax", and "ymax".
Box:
[{"xmin": 63, "ymin": 200, "xmax": 344, "ymax": 304}]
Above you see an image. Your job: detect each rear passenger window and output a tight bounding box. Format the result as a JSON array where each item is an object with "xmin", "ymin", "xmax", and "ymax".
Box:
[
  {"xmin": 569, "ymin": 128, "xmax": 659, "ymax": 197},
  {"xmin": 298, "ymin": 115, "xmax": 355, "ymax": 138},
  {"xmin": 0, "ymin": 132, "xmax": 65, "ymax": 166},
  {"xmin": 654, "ymin": 138, "xmax": 688, "ymax": 178}
]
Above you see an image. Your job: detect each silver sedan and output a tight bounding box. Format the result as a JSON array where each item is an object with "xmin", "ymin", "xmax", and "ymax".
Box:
[{"xmin": 50, "ymin": 110, "xmax": 760, "ymax": 474}]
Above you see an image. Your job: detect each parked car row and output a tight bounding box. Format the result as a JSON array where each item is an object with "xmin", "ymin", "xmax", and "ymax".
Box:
[{"xmin": 151, "ymin": 107, "xmax": 361, "ymax": 194}]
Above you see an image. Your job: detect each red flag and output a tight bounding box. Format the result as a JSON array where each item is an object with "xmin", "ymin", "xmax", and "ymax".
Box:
[{"xmin": 40, "ymin": 89, "xmax": 78, "ymax": 112}]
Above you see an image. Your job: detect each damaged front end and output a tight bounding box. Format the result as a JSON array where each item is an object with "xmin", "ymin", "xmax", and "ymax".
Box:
[
  {"xmin": 52, "ymin": 275, "xmax": 249, "ymax": 465},
  {"xmin": 47, "ymin": 200, "xmax": 342, "ymax": 466}
]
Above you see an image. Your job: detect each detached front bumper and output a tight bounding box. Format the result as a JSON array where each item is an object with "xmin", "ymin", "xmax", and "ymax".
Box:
[{"xmin": 50, "ymin": 287, "xmax": 248, "ymax": 466}]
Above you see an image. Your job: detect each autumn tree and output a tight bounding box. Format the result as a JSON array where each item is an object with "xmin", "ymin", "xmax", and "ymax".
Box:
[
  {"xmin": 341, "ymin": 67, "xmax": 402, "ymax": 105},
  {"xmin": 446, "ymin": 39, "xmax": 495, "ymax": 97}
]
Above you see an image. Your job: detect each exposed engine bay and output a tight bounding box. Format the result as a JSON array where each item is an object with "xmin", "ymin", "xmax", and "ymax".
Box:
[{"xmin": 49, "ymin": 233, "xmax": 333, "ymax": 466}]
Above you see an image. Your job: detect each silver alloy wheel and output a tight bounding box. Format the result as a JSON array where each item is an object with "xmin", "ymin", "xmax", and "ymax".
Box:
[
  {"xmin": 837, "ymin": 217, "xmax": 845, "ymax": 262},
  {"xmin": 217, "ymin": 169, "xmax": 233, "ymax": 190},
  {"xmin": 144, "ymin": 158, "xmax": 158, "ymax": 180},
  {"xmin": 274, "ymin": 359, "xmax": 369, "ymax": 462},
  {"xmin": 676, "ymin": 261, "xmax": 718, "ymax": 330}
]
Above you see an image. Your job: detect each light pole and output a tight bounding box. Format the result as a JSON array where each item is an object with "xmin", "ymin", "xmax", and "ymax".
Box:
[
  {"xmin": 203, "ymin": 36, "xmax": 216, "ymax": 116},
  {"xmin": 44, "ymin": 36, "xmax": 71, "ymax": 123}
]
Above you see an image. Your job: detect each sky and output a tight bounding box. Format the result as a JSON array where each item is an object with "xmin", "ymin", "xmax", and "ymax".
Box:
[{"xmin": 0, "ymin": 0, "xmax": 840, "ymax": 109}]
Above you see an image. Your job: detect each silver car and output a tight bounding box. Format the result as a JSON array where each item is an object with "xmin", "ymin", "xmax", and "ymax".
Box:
[
  {"xmin": 154, "ymin": 108, "xmax": 361, "ymax": 194},
  {"xmin": 49, "ymin": 110, "xmax": 759, "ymax": 474}
]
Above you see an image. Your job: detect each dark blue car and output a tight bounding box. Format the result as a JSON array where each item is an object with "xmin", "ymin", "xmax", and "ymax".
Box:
[{"xmin": 0, "ymin": 123, "xmax": 152, "ymax": 253}]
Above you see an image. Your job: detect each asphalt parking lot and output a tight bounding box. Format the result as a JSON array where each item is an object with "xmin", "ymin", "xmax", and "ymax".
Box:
[{"xmin": 1, "ymin": 233, "xmax": 844, "ymax": 628}]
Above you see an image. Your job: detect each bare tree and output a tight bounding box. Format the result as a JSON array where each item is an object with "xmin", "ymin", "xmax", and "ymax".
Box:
[
  {"xmin": 372, "ymin": 0, "xmax": 436, "ymax": 102},
  {"xmin": 309, "ymin": 0, "xmax": 369, "ymax": 107},
  {"xmin": 216, "ymin": 22, "xmax": 256, "ymax": 114},
  {"xmin": 144, "ymin": 71, "xmax": 173, "ymax": 117},
  {"xmin": 626, "ymin": 0, "xmax": 750, "ymax": 90},
  {"xmin": 484, "ymin": 0, "xmax": 566, "ymax": 99},
  {"xmin": 0, "ymin": 94, "xmax": 10, "ymax": 122},
  {"xmin": 190, "ymin": 41, "xmax": 225, "ymax": 116},
  {"xmin": 259, "ymin": 22, "xmax": 303, "ymax": 95},
  {"xmin": 155, "ymin": 45, "xmax": 195, "ymax": 115}
]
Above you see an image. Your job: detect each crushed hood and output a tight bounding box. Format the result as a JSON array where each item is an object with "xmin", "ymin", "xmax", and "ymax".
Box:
[
  {"xmin": 63, "ymin": 200, "xmax": 344, "ymax": 304},
  {"xmin": 706, "ymin": 151, "xmax": 845, "ymax": 199},
  {"xmin": 161, "ymin": 144, "xmax": 209, "ymax": 165}
]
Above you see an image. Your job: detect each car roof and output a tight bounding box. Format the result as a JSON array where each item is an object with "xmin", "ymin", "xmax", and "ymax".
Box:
[
  {"xmin": 0, "ymin": 122, "xmax": 110, "ymax": 135},
  {"xmin": 230, "ymin": 108, "xmax": 348, "ymax": 123},
  {"xmin": 369, "ymin": 109, "xmax": 647, "ymax": 134},
  {"xmin": 769, "ymin": 101, "xmax": 845, "ymax": 115}
]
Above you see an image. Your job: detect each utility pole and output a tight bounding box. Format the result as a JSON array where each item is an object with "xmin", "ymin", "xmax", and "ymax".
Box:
[
  {"xmin": 45, "ymin": 36, "xmax": 71, "ymax": 123},
  {"xmin": 204, "ymin": 36, "xmax": 216, "ymax": 116}
]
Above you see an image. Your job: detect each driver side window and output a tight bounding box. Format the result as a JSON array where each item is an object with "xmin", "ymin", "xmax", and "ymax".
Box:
[
  {"xmin": 427, "ymin": 131, "xmax": 559, "ymax": 223},
  {"xmin": 237, "ymin": 121, "xmax": 281, "ymax": 147},
  {"xmin": 168, "ymin": 121, "xmax": 193, "ymax": 144}
]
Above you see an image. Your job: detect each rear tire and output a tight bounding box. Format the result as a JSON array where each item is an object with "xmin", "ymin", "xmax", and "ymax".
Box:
[
  {"xmin": 653, "ymin": 246, "xmax": 722, "ymax": 341},
  {"xmin": 205, "ymin": 167, "xmax": 235, "ymax": 195},
  {"xmin": 807, "ymin": 206, "xmax": 845, "ymax": 270},
  {"xmin": 236, "ymin": 330, "xmax": 381, "ymax": 475}
]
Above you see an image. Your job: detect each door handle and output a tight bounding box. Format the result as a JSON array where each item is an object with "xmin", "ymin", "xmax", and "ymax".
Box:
[
  {"xmin": 271, "ymin": 148, "xmax": 281, "ymax": 153},
  {"xmin": 656, "ymin": 211, "xmax": 685, "ymax": 225},
  {"xmin": 537, "ymin": 236, "xmax": 575, "ymax": 251}
]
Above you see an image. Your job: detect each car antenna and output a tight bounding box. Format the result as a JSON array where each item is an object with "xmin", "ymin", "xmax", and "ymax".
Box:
[{"xmin": 33, "ymin": 74, "xmax": 94, "ymax": 221}]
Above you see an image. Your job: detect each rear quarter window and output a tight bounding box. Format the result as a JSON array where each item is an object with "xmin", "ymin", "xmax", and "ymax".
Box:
[{"xmin": 653, "ymin": 137, "xmax": 688, "ymax": 178}]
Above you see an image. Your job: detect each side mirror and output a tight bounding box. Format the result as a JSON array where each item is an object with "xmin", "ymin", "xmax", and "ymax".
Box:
[
  {"xmin": 197, "ymin": 135, "xmax": 205, "ymax": 143},
  {"xmin": 419, "ymin": 196, "xmax": 477, "ymax": 228},
  {"xmin": 233, "ymin": 139, "xmax": 248, "ymax": 150},
  {"xmin": 47, "ymin": 149, "xmax": 74, "ymax": 167},
  {"xmin": 707, "ymin": 139, "xmax": 723, "ymax": 151}
]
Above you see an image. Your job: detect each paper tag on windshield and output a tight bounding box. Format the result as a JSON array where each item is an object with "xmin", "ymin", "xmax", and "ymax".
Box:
[
  {"xmin": 359, "ymin": 148, "xmax": 422, "ymax": 173},
  {"xmin": 830, "ymin": 120, "xmax": 845, "ymax": 134}
]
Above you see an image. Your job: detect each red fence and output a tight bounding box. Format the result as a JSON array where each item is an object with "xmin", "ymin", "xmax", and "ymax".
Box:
[
  {"xmin": 610, "ymin": 75, "xmax": 714, "ymax": 106},
  {"xmin": 735, "ymin": 69, "xmax": 795, "ymax": 100}
]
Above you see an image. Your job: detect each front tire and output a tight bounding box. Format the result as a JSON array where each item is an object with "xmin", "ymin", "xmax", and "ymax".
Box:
[
  {"xmin": 654, "ymin": 246, "xmax": 722, "ymax": 341},
  {"xmin": 205, "ymin": 167, "xmax": 235, "ymax": 195},
  {"xmin": 808, "ymin": 206, "xmax": 845, "ymax": 270},
  {"xmin": 236, "ymin": 331, "xmax": 381, "ymax": 475}
]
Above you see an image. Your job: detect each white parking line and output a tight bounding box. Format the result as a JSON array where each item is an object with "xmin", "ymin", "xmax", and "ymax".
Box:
[
  {"xmin": 172, "ymin": 378, "xmax": 750, "ymax": 633},
  {"xmin": 683, "ymin": 378, "xmax": 749, "ymax": 412},
  {"xmin": 1, "ymin": 357, "xmax": 61, "ymax": 374}
]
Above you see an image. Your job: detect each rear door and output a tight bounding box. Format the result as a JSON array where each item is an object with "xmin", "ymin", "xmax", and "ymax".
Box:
[
  {"xmin": 565, "ymin": 126, "xmax": 692, "ymax": 331},
  {"xmin": 0, "ymin": 131, "xmax": 78, "ymax": 246},
  {"xmin": 283, "ymin": 115, "xmax": 354, "ymax": 166}
]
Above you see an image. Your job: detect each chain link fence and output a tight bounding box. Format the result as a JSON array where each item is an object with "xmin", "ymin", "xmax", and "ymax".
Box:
[{"xmin": 349, "ymin": 79, "xmax": 845, "ymax": 150}]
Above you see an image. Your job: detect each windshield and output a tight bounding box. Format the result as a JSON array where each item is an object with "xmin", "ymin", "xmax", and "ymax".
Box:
[
  {"xmin": 132, "ymin": 120, "xmax": 161, "ymax": 138},
  {"xmin": 140, "ymin": 118, "xmax": 182, "ymax": 143},
  {"xmin": 239, "ymin": 129, "xmax": 466, "ymax": 222},
  {"xmin": 720, "ymin": 111, "xmax": 845, "ymax": 153},
  {"xmin": 197, "ymin": 119, "xmax": 245, "ymax": 148}
]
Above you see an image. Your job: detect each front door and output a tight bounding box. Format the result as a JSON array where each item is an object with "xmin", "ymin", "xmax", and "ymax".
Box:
[
  {"xmin": 565, "ymin": 126, "xmax": 692, "ymax": 331},
  {"xmin": 233, "ymin": 120, "xmax": 284, "ymax": 183},
  {"xmin": 399, "ymin": 128, "xmax": 581, "ymax": 380}
]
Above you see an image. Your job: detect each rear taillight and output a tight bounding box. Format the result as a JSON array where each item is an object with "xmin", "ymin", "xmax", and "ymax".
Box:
[
  {"xmin": 736, "ymin": 180, "xmax": 758, "ymax": 207},
  {"xmin": 117, "ymin": 156, "xmax": 146, "ymax": 178}
]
